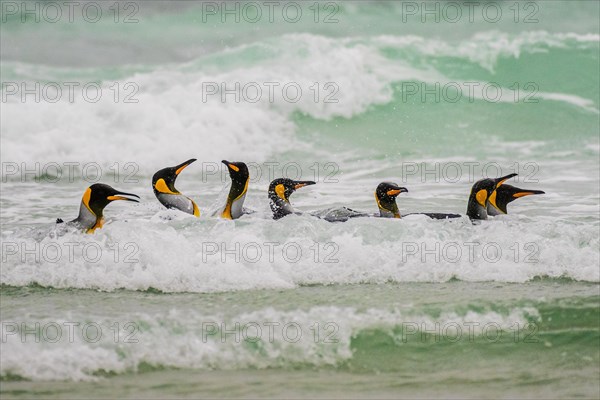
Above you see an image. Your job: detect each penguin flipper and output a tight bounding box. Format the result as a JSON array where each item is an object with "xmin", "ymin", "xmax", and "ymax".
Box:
[
  {"xmin": 311, "ymin": 207, "xmax": 370, "ymax": 223},
  {"xmin": 405, "ymin": 213, "xmax": 462, "ymax": 220}
]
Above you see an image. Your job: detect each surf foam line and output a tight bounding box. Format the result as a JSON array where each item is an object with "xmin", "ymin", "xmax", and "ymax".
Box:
[
  {"xmin": 3, "ymin": 31, "xmax": 597, "ymax": 176},
  {"xmin": 0, "ymin": 305, "xmax": 539, "ymax": 381},
  {"xmin": 1, "ymin": 213, "xmax": 598, "ymax": 293}
]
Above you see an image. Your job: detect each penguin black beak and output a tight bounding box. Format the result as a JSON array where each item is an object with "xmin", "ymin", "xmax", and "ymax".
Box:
[
  {"xmin": 294, "ymin": 181, "xmax": 316, "ymax": 190},
  {"xmin": 494, "ymin": 173, "xmax": 518, "ymax": 188},
  {"xmin": 222, "ymin": 160, "xmax": 239, "ymax": 172},
  {"xmin": 107, "ymin": 191, "xmax": 140, "ymax": 203},
  {"xmin": 174, "ymin": 158, "xmax": 197, "ymax": 175},
  {"xmin": 387, "ymin": 187, "xmax": 408, "ymax": 196}
]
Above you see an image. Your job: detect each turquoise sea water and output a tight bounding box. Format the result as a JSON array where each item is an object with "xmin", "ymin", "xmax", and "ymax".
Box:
[{"xmin": 1, "ymin": 1, "xmax": 599, "ymax": 398}]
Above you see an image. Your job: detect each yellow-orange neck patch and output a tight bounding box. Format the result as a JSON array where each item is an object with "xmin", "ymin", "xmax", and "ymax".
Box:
[
  {"xmin": 82, "ymin": 187, "xmax": 94, "ymax": 215},
  {"xmin": 488, "ymin": 190, "xmax": 503, "ymax": 213},
  {"xmin": 155, "ymin": 178, "xmax": 179, "ymax": 195},
  {"xmin": 275, "ymin": 184, "xmax": 287, "ymax": 201},
  {"xmin": 476, "ymin": 189, "xmax": 487, "ymax": 207}
]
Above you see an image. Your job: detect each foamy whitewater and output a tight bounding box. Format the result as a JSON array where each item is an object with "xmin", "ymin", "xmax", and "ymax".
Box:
[{"xmin": 1, "ymin": 1, "xmax": 599, "ymax": 398}]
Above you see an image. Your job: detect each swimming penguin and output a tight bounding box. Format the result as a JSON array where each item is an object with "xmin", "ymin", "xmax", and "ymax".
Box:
[
  {"xmin": 152, "ymin": 158, "xmax": 200, "ymax": 216},
  {"xmin": 374, "ymin": 182, "xmax": 408, "ymax": 218},
  {"xmin": 378, "ymin": 174, "xmax": 541, "ymax": 221},
  {"xmin": 221, "ymin": 160, "xmax": 250, "ymax": 219},
  {"xmin": 466, "ymin": 173, "xmax": 518, "ymax": 220},
  {"xmin": 487, "ymin": 183, "xmax": 545, "ymax": 216},
  {"xmin": 305, "ymin": 182, "xmax": 448, "ymax": 222},
  {"xmin": 374, "ymin": 182, "xmax": 460, "ymax": 220},
  {"xmin": 268, "ymin": 178, "xmax": 316, "ymax": 219},
  {"xmin": 307, "ymin": 182, "xmax": 399, "ymax": 222},
  {"xmin": 57, "ymin": 183, "xmax": 139, "ymax": 233},
  {"xmin": 265, "ymin": 177, "xmax": 365, "ymax": 222}
]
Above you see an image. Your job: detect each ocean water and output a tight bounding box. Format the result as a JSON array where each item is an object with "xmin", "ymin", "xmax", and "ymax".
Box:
[{"xmin": 1, "ymin": 1, "xmax": 599, "ymax": 398}]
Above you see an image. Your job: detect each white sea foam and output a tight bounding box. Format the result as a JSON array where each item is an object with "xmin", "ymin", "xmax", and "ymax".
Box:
[
  {"xmin": 1, "ymin": 34, "xmax": 401, "ymax": 173},
  {"xmin": 2, "ymin": 31, "xmax": 597, "ymax": 177},
  {"xmin": 376, "ymin": 30, "xmax": 599, "ymax": 72},
  {"xmin": 1, "ymin": 208, "xmax": 598, "ymax": 293},
  {"xmin": 0, "ymin": 305, "xmax": 538, "ymax": 381}
]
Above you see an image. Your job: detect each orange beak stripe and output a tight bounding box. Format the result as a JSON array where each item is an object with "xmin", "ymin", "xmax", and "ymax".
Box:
[
  {"xmin": 513, "ymin": 192, "xmax": 535, "ymax": 198},
  {"xmin": 496, "ymin": 177, "xmax": 512, "ymax": 188},
  {"xmin": 107, "ymin": 195, "xmax": 129, "ymax": 201},
  {"xmin": 175, "ymin": 163, "xmax": 191, "ymax": 176}
]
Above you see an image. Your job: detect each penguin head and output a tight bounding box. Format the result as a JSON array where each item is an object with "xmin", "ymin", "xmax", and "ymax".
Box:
[
  {"xmin": 268, "ymin": 178, "xmax": 316, "ymax": 219},
  {"xmin": 222, "ymin": 160, "xmax": 249, "ymax": 185},
  {"xmin": 82, "ymin": 183, "xmax": 139, "ymax": 218},
  {"xmin": 152, "ymin": 158, "xmax": 197, "ymax": 196},
  {"xmin": 269, "ymin": 178, "xmax": 316, "ymax": 202},
  {"xmin": 467, "ymin": 173, "xmax": 517, "ymax": 220},
  {"xmin": 375, "ymin": 182, "xmax": 408, "ymax": 218},
  {"xmin": 488, "ymin": 184, "xmax": 545, "ymax": 215}
]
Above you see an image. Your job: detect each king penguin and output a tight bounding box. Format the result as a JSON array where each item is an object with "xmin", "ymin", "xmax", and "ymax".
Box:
[
  {"xmin": 221, "ymin": 160, "xmax": 250, "ymax": 219},
  {"xmin": 58, "ymin": 183, "xmax": 139, "ymax": 233},
  {"xmin": 374, "ymin": 182, "xmax": 461, "ymax": 219},
  {"xmin": 378, "ymin": 173, "xmax": 542, "ymax": 221},
  {"xmin": 374, "ymin": 182, "xmax": 408, "ymax": 218},
  {"xmin": 487, "ymin": 183, "xmax": 545, "ymax": 216},
  {"xmin": 152, "ymin": 158, "xmax": 200, "ymax": 216},
  {"xmin": 268, "ymin": 178, "xmax": 316, "ymax": 219},
  {"xmin": 466, "ymin": 173, "xmax": 518, "ymax": 220}
]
